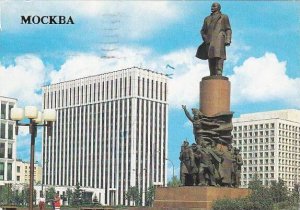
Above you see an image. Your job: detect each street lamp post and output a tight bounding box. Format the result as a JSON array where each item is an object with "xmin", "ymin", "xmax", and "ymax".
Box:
[
  {"xmin": 166, "ymin": 158, "xmax": 175, "ymax": 181},
  {"xmin": 11, "ymin": 106, "xmax": 56, "ymax": 210}
]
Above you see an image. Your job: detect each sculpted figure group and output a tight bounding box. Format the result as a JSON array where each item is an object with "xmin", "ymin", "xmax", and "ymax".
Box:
[
  {"xmin": 180, "ymin": 106, "xmax": 243, "ymax": 187},
  {"xmin": 179, "ymin": 140, "xmax": 242, "ymax": 187}
]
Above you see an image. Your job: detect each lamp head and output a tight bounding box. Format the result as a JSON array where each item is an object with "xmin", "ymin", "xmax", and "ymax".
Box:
[
  {"xmin": 11, "ymin": 107, "xmax": 24, "ymax": 121},
  {"xmin": 43, "ymin": 109, "xmax": 56, "ymax": 122},
  {"xmin": 33, "ymin": 111, "xmax": 43, "ymax": 124},
  {"xmin": 25, "ymin": 106, "xmax": 38, "ymax": 119}
]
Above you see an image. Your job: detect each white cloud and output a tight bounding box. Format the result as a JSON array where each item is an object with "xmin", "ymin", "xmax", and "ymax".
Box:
[
  {"xmin": 0, "ymin": 54, "xmax": 46, "ymax": 107},
  {"xmin": 229, "ymin": 52, "xmax": 300, "ymax": 106},
  {"xmin": 226, "ymin": 40, "xmax": 251, "ymax": 65},
  {"xmin": 60, "ymin": 1, "xmax": 181, "ymax": 39},
  {"xmin": 162, "ymin": 48, "xmax": 208, "ymax": 109},
  {"xmin": 2, "ymin": 50, "xmax": 299, "ymax": 114},
  {"xmin": 50, "ymin": 46, "xmax": 153, "ymax": 83}
]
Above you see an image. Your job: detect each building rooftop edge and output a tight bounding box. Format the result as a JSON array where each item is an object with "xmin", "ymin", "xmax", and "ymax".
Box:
[
  {"xmin": 43, "ymin": 66, "xmax": 168, "ymax": 88},
  {"xmin": 233, "ymin": 109, "xmax": 300, "ymax": 123},
  {"xmin": 0, "ymin": 95, "xmax": 18, "ymax": 101}
]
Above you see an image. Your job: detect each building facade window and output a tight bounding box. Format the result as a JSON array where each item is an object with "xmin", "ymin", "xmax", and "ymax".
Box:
[
  {"xmin": 0, "ymin": 143, "xmax": 5, "ymax": 158},
  {"xmin": 8, "ymin": 124, "xmax": 13, "ymax": 140},
  {"xmin": 1, "ymin": 123, "xmax": 5, "ymax": 139},
  {"xmin": 0, "ymin": 162, "xmax": 4, "ymax": 180},
  {"xmin": 1, "ymin": 103, "xmax": 6, "ymax": 119},
  {"xmin": 7, "ymin": 163, "xmax": 12, "ymax": 180},
  {"xmin": 8, "ymin": 143, "xmax": 12, "ymax": 159}
]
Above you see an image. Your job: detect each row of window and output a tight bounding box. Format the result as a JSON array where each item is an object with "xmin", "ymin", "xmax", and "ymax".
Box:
[
  {"xmin": 243, "ymin": 166, "xmax": 275, "ymax": 172},
  {"xmin": 279, "ymin": 138, "xmax": 300, "ymax": 145},
  {"xmin": 278, "ymin": 145, "xmax": 300, "ymax": 152},
  {"xmin": 278, "ymin": 152, "xmax": 299, "ymax": 158},
  {"xmin": 278, "ymin": 130, "xmax": 300, "ymax": 138},
  {"xmin": 278, "ymin": 166, "xmax": 300, "ymax": 172},
  {"xmin": 243, "ymin": 152, "xmax": 274, "ymax": 158},
  {"xmin": 233, "ymin": 131, "xmax": 275, "ymax": 138},
  {"xmin": 279, "ymin": 123, "xmax": 300, "ymax": 131},
  {"xmin": 233, "ymin": 138, "xmax": 275, "ymax": 145},
  {"xmin": 235, "ymin": 123, "xmax": 300, "ymax": 132},
  {"xmin": 244, "ymin": 159, "xmax": 275, "ymax": 165},
  {"xmin": 279, "ymin": 159, "xmax": 300, "ymax": 165},
  {"xmin": 242, "ymin": 173, "xmax": 275, "ymax": 179},
  {"xmin": 239, "ymin": 144, "xmax": 275, "ymax": 151},
  {"xmin": 233, "ymin": 123, "xmax": 275, "ymax": 131}
]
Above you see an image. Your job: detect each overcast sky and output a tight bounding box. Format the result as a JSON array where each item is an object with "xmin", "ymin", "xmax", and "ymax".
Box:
[{"xmin": 0, "ymin": 1, "xmax": 299, "ymax": 179}]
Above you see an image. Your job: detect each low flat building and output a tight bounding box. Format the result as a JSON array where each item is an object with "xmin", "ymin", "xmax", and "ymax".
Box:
[{"xmin": 15, "ymin": 160, "xmax": 42, "ymax": 184}]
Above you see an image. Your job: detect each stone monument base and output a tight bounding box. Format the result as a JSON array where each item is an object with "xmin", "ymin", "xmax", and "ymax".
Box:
[
  {"xmin": 153, "ymin": 186, "xmax": 250, "ymax": 210},
  {"xmin": 200, "ymin": 76, "xmax": 230, "ymax": 116}
]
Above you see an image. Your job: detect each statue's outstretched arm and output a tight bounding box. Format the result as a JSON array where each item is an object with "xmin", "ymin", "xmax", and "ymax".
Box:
[{"xmin": 182, "ymin": 105, "xmax": 193, "ymax": 122}]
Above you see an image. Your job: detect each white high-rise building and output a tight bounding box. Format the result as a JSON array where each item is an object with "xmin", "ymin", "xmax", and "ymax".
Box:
[
  {"xmin": 0, "ymin": 96, "xmax": 17, "ymax": 186},
  {"xmin": 42, "ymin": 67, "xmax": 168, "ymax": 205},
  {"xmin": 232, "ymin": 109, "xmax": 300, "ymax": 191}
]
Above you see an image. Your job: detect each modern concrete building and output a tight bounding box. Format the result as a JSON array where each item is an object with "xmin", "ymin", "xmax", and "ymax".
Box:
[
  {"xmin": 42, "ymin": 67, "xmax": 168, "ymax": 205},
  {"xmin": 0, "ymin": 96, "xmax": 17, "ymax": 186},
  {"xmin": 15, "ymin": 160, "xmax": 42, "ymax": 184},
  {"xmin": 232, "ymin": 109, "xmax": 300, "ymax": 191}
]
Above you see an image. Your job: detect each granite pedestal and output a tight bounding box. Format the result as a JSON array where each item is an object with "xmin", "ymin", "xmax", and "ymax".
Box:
[
  {"xmin": 153, "ymin": 186, "xmax": 250, "ymax": 210},
  {"xmin": 200, "ymin": 76, "xmax": 230, "ymax": 116}
]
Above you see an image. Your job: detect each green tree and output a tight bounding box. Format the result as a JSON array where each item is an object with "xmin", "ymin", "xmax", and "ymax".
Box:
[
  {"xmin": 290, "ymin": 183, "xmax": 300, "ymax": 205},
  {"xmin": 213, "ymin": 176, "xmax": 299, "ymax": 210},
  {"xmin": 145, "ymin": 185, "xmax": 155, "ymax": 207},
  {"xmin": 21, "ymin": 184, "xmax": 31, "ymax": 206},
  {"xmin": 125, "ymin": 186, "xmax": 141, "ymax": 206},
  {"xmin": 66, "ymin": 188, "xmax": 73, "ymax": 206},
  {"xmin": 0, "ymin": 184, "xmax": 13, "ymax": 205},
  {"xmin": 167, "ymin": 176, "xmax": 181, "ymax": 187},
  {"xmin": 247, "ymin": 174, "xmax": 273, "ymax": 210},
  {"xmin": 269, "ymin": 178, "xmax": 289, "ymax": 203},
  {"xmin": 73, "ymin": 183, "xmax": 83, "ymax": 206},
  {"xmin": 46, "ymin": 186, "xmax": 56, "ymax": 204},
  {"xmin": 12, "ymin": 190, "xmax": 23, "ymax": 205}
]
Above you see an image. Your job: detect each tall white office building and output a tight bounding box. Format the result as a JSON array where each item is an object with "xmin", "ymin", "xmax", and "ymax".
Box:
[
  {"xmin": 42, "ymin": 67, "xmax": 168, "ymax": 205},
  {"xmin": 0, "ymin": 96, "xmax": 17, "ymax": 186},
  {"xmin": 232, "ymin": 109, "xmax": 300, "ymax": 191}
]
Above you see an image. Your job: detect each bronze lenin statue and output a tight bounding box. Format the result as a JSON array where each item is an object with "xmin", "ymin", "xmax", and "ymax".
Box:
[{"xmin": 196, "ymin": 2, "xmax": 232, "ymax": 76}]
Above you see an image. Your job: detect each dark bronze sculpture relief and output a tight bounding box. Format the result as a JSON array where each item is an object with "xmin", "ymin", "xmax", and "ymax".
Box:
[
  {"xmin": 180, "ymin": 106, "xmax": 242, "ymax": 187},
  {"xmin": 196, "ymin": 2, "xmax": 232, "ymax": 76},
  {"xmin": 180, "ymin": 2, "xmax": 242, "ymax": 187}
]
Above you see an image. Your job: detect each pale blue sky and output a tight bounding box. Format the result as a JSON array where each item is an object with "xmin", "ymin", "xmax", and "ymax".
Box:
[{"xmin": 0, "ymin": 1, "xmax": 299, "ymax": 179}]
